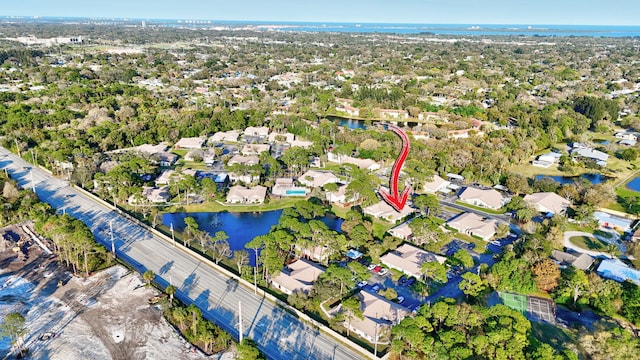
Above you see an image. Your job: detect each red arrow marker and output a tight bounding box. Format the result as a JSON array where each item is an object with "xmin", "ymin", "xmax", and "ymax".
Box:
[{"xmin": 379, "ymin": 124, "xmax": 411, "ymax": 212}]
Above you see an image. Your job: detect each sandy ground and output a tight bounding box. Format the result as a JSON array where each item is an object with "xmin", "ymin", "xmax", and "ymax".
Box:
[{"xmin": 0, "ymin": 227, "xmax": 227, "ymax": 360}]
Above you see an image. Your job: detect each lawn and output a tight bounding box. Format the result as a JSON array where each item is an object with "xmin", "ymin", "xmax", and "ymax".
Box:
[
  {"xmin": 530, "ymin": 322, "xmax": 579, "ymax": 355},
  {"xmin": 452, "ymin": 233, "xmax": 488, "ymax": 253},
  {"xmin": 454, "ymin": 201, "xmax": 504, "ymax": 215},
  {"xmin": 569, "ymin": 235, "xmax": 607, "ymax": 251}
]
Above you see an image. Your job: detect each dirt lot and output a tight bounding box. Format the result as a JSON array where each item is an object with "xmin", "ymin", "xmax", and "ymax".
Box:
[{"xmin": 0, "ymin": 225, "xmax": 228, "ymax": 360}]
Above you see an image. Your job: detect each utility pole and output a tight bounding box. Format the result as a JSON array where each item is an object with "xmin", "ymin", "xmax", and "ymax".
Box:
[
  {"xmin": 238, "ymin": 301, "xmax": 243, "ymax": 342},
  {"xmin": 253, "ymin": 249, "xmax": 258, "ymax": 294},
  {"xmin": 109, "ymin": 219, "xmax": 115, "ymax": 257},
  {"xmin": 170, "ymin": 223, "xmax": 175, "ymax": 247},
  {"xmin": 374, "ymin": 314, "xmax": 379, "ymax": 357}
]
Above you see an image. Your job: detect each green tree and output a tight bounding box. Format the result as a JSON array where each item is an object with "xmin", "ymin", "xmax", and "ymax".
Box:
[
  {"xmin": 236, "ymin": 338, "xmax": 264, "ymax": 360},
  {"xmin": 143, "ymin": 269, "xmax": 155, "ymax": 287},
  {"xmin": 0, "ymin": 312, "xmax": 27, "ymax": 357},
  {"xmin": 413, "ymin": 194, "xmax": 440, "ymax": 216},
  {"xmin": 165, "ymin": 284, "xmax": 177, "ymax": 306},
  {"xmin": 459, "ymin": 272, "xmax": 486, "ymax": 299},
  {"xmin": 233, "ymin": 249, "xmax": 250, "ymax": 274},
  {"xmin": 342, "ymin": 297, "xmax": 363, "ymax": 336},
  {"xmin": 183, "ymin": 216, "xmax": 199, "ymax": 247},
  {"xmin": 421, "ymin": 261, "xmax": 447, "ymax": 287},
  {"xmin": 452, "ymin": 249, "xmax": 475, "ymax": 269}
]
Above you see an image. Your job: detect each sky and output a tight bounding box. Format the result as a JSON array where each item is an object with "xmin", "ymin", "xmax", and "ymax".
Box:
[{"xmin": 2, "ymin": 0, "xmax": 639, "ymax": 26}]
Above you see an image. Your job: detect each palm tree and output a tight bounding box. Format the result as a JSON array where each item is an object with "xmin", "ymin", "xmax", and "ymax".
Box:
[
  {"xmin": 143, "ymin": 269, "xmax": 155, "ymax": 287},
  {"xmin": 165, "ymin": 285, "xmax": 177, "ymax": 306},
  {"xmin": 605, "ymin": 243, "xmax": 620, "ymax": 259}
]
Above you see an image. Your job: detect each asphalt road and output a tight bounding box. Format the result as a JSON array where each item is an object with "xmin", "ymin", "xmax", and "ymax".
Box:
[{"xmin": 0, "ymin": 147, "xmax": 366, "ymax": 360}]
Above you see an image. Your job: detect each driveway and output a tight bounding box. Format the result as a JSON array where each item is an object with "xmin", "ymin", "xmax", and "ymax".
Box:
[{"xmin": 564, "ymin": 231, "xmax": 612, "ymax": 258}]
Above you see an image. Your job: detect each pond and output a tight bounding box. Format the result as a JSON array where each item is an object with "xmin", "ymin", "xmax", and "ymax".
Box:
[
  {"xmin": 534, "ymin": 173, "xmax": 610, "ymax": 185},
  {"xmin": 162, "ymin": 210, "xmax": 343, "ymax": 265},
  {"xmin": 327, "ymin": 115, "xmax": 421, "ymax": 130},
  {"xmin": 626, "ymin": 177, "xmax": 640, "ymax": 192}
]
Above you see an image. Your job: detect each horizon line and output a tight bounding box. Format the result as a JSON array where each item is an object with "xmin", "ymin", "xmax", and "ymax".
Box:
[{"xmin": 1, "ymin": 15, "xmax": 639, "ymax": 28}]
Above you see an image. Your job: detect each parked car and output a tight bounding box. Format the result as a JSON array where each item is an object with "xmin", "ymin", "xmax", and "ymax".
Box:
[
  {"xmin": 373, "ymin": 265, "xmax": 382, "ymax": 273},
  {"xmin": 406, "ymin": 277, "xmax": 416, "ymax": 286},
  {"xmin": 367, "ymin": 264, "xmax": 377, "ymax": 271},
  {"xmin": 372, "ymin": 284, "xmax": 381, "ymax": 292},
  {"xmin": 398, "ymin": 275, "xmax": 408, "ymax": 285},
  {"xmin": 397, "ymin": 296, "xmax": 405, "ymax": 303},
  {"xmin": 379, "ymin": 268, "xmax": 389, "ymax": 276},
  {"xmin": 357, "ymin": 281, "xmax": 368, "ymax": 288}
]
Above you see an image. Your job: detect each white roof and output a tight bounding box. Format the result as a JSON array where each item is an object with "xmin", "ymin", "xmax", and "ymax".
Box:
[
  {"xmin": 380, "ymin": 243, "xmax": 445, "ymax": 278},
  {"xmin": 347, "ymin": 291, "xmax": 409, "ymax": 342},
  {"xmin": 209, "ymin": 130, "xmax": 240, "ymax": 143},
  {"xmin": 226, "ymin": 185, "xmax": 267, "ymax": 203},
  {"xmin": 423, "ymin": 174, "xmax": 450, "ymax": 193},
  {"xmin": 299, "ymin": 170, "xmax": 339, "ymax": 188},
  {"xmin": 244, "ymin": 126, "xmax": 270, "ymax": 137},
  {"xmin": 459, "ymin": 187, "xmax": 506, "ymax": 209},
  {"xmin": 174, "ymin": 136, "xmax": 206, "ymax": 149},
  {"xmin": 271, "ymin": 258, "xmax": 326, "ymax": 294},
  {"xmin": 447, "ymin": 212, "xmax": 497, "ymax": 240},
  {"xmin": 388, "ymin": 222, "xmax": 413, "ymax": 240},
  {"xmin": 524, "ymin": 192, "xmax": 571, "ymax": 214},
  {"xmin": 228, "ymin": 155, "xmax": 260, "ymax": 166},
  {"xmin": 135, "ymin": 143, "xmax": 168, "ymax": 155},
  {"xmin": 363, "ymin": 201, "xmax": 415, "ymax": 223},
  {"xmin": 241, "ymin": 144, "xmax": 271, "ymax": 155},
  {"xmin": 597, "ymin": 259, "xmax": 640, "ymax": 285}
]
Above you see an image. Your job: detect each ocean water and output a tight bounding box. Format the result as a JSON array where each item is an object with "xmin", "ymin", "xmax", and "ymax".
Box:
[{"xmin": 5, "ymin": 17, "xmax": 640, "ymax": 37}]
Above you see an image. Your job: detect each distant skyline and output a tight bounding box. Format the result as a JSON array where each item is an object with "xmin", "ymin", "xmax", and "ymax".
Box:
[{"xmin": 2, "ymin": 0, "xmax": 639, "ymax": 26}]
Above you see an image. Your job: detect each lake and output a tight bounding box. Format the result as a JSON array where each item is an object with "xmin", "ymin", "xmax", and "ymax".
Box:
[
  {"xmin": 162, "ymin": 210, "xmax": 343, "ymax": 265},
  {"xmin": 327, "ymin": 115, "xmax": 421, "ymax": 130},
  {"xmin": 534, "ymin": 173, "xmax": 609, "ymax": 185},
  {"xmin": 626, "ymin": 177, "xmax": 640, "ymax": 192}
]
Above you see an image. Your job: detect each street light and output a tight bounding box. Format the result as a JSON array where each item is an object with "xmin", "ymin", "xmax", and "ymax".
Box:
[
  {"xmin": 29, "ymin": 168, "xmax": 36, "ymax": 193},
  {"xmin": 170, "ymin": 223, "xmax": 175, "ymax": 247}
]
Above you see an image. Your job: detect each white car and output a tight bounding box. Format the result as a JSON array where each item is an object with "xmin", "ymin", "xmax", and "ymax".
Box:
[
  {"xmin": 372, "ymin": 284, "xmax": 381, "ymax": 292},
  {"xmin": 367, "ymin": 264, "xmax": 377, "ymax": 271},
  {"xmin": 357, "ymin": 281, "xmax": 368, "ymax": 288},
  {"xmin": 379, "ymin": 268, "xmax": 389, "ymax": 276},
  {"xmin": 397, "ymin": 296, "xmax": 405, "ymax": 303}
]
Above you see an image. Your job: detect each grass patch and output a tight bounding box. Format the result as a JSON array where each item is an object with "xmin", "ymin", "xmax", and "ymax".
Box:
[
  {"xmin": 453, "ymin": 233, "xmax": 488, "ymax": 253},
  {"xmin": 531, "ymin": 322, "xmax": 579, "ymax": 354},
  {"xmin": 372, "ymin": 220, "xmax": 395, "ymax": 239},
  {"xmin": 454, "ymin": 201, "xmax": 504, "ymax": 215},
  {"xmin": 569, "ymin": 235, "xmax": 607, "ymax": 251}
]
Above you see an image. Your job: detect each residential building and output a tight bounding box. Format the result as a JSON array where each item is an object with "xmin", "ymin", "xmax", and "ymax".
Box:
[
  {"xmin": 155, "ymin": 169, "xmax": 177, "ymax": 186},
  {"xmin": 620, "ymin": 139, "xmax": 637, "ymax": 146},
  {"xmin": 379, "ymin": 109, "xmax": 409, "ymax": 119},
  {"xmin": 135, "ymin": 143, "xmax": 169, "ymax": 155},
  {"xmin": 537, "ymin": 152, "xmax": 563, "ymax": 164},
  {"xmin": 524, "ymin": 192, "xmax": 571, "ymax": 215},
  {"xmin": 459, "ymin": 187, "xmax": 509, "ymax": 210},
  {"xmin": 154, "ymin": 152, "xmax": 179, "ymax": 167},
  {"xmin": 241, "ymin": 144, "xmax": 271, "ymax": 156},
  {"xmin": 209, "ymin": 130, "xmax": 240, "ymax": 143},
  {"xmin": 380, "ymin": 243, "xmax": 445, "ymax": 278},
  {"xmin": 326, "ymin": 184, "xmax": 355, "ymax": 205},
  {"xmin": 597, "ymin": 259, "xmax": 640, "ymax": 286},
  {"xmin": 227, "ymin": 155, "xmax": 260, "ymax": 166},
  {"xmin": 363, "ymin": 201, "xmax": 415, "ymax": 223},
  {"xmin": 185, "ymin": 149, "xmax": 204, "ymax": 162},
  {"xmin": 243, "ymin": 126, "xmax": 270, "ymax": 137},
  {"xmin": 615, "ymin": 132, "xmax": 637, "ymax": 141},
  {"xmin": 271, "ymin": 178, "xmax": 310, "ymax": 197},
  {"xmin": 129, "ymin": 186, "xmax": 170, "ymax": 204},
  {"xmin": 387, "ymin": 222, "xmax": 413, "ymax": 240},
  {"xmin": 571, "ymin": 147, "xmax": 609, "ymax": 166},
  {"xmin": 423, "ymin": 174, "xmax": 451, "ymax": 194},
  {"xmin": 298, "ymin": 170, "xmax": 340, "ymax": 188},
  {"xmin": 271, "ymin": 258, "xmax": 326, "ymax": 295},
  {"xmin": 551, "ymin": 250, "xmax": 594, "ymax": 271},
  {"xmin": 446, "ymin": 212, "xmax": 498, "ymax": 240},
  {"xmin": 268, "ymin": 132, "xmax": 295, "ymax": 144},
  {"xmin": 346, "ymin": 291, "xmax": 409, "ymax": 344},
  {"xmin": 327, "ymin": 152, "xmax": 381, "ymax": 171},
  {"xmin": 174, "ymin": 136, "xmax": 206, "ymax": 149},
  {"xmin": 593, "ymin": 211, "xmax": 634, "ymax": 232},
  {"xmin": 226, "ymin": 185, "xmax": 267, "ymax": 204}
]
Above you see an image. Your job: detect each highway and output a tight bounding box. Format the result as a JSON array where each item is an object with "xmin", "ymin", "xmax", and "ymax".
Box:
[{"xmin": 0, "ymin": 147, "xmax": 367, "ymax": 360}]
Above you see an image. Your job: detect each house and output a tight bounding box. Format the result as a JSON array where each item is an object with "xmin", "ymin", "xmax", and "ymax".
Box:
[
  {"xmin": 271, "ymin": 178, "xmax": 310, "ymax": 197},
  {"xmin": 155, "ymin": 169, "xmax": 177, "ymax": 186},
  {"xmin": 597, "ymin": 259, "xmax": 640, "ymax": 286},
  {"xmin": 380, "ymin": 243, "xmax": 445, "ymax": 278},
  {"xmin": 459, "ymin": 187, "xmax": 509, "ymax": 210},
  {"xmin": 243, "ymin": 126, "xmax": 269, "ymax": 137},
  {"xmin": 298, "ymin": 170, "xmax": 340, "ymax": 188},
  {"xmin": 299, "ymin": 245, "xmax": 330, "ymax": 264},
  {"xmin": 593, "ymin": 211, "xmax": 634, "ymax": 232},
  {"xmin": 387, "ymin": 222, "xmax": 413, "ymax": 241},
  {"xmin": 551, "ymin": 250, "xmax": 594, "ymax": 271},
  {"xmin": 620, "ymin": 139, "xmax": 637, "ymax": 146},
  {"xmin": 271, "ymin": 258, "xmax": 326, "ymax": 295},
  {"xmin": 129, "ymin": 186, "xmax": 170, "ymax": 204},
  {"xmin": 268, "ymin": 132, "xmax": 295, "ymax": 144},
  {"xmin": 446, "ymin": 212, "xmax": 498, "ymax": 241},
  {"xmin": 379, "ymin": 109, "xmax": 409, "ymax": 119},
  {"xmin": 327, "ymin": 152, "xmax": 381, "ymax": 171},
  {"xmin": 209, "ymin": 130, "xmax": 240, "ymax": 143},
  {"xmin": 154, "ymin": 152, "xmax": 179, "ymax": 167},
  {"xmin": 571, "ymin": 147, "xmax": 609, "ymax": 166},
  {"xmin": 226, "ymin": 185, "xmax": 267, "ymax": 204},
  {"xmin": 423, "ymin": 174, "xmax": 451, "ymax": 194},
  {"xmin": 241, "ymin": 144, "xmax": 271, "ymax": 156},
  {"xmin": 363, "ymin": 201, "xmax": 415, "ymax": 223},
  {"xmin": 326, "ymin": 184, "xmax": 356, "ymax": 205},
  {"xmin": 524, "ymin": 192, "xmax": 571, "ymax": 215},
  {"xmin": 227, "ymin": 155, "xmax": 260, "ymax": 166},
  {"xmin": 345, "ymin": 291, "xmax": 409, "ymax": 344},
  {"xmin": 537, "ymin": 152, "xmax": 563, "ymax": 164},
  {"xmin": 615, "ymin": 132, "xmax": 637, "ymax": 141},
  {"xmin": 336, "ymin": 104, "xmax": 360, "ymax": 117},
  {"xmin": 174, "ymin": 136, "xmax": 206, "ymax": 149},
  {"xmin": 135, "ymin": 143, "xmax": 169, "ymax": 155}
]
